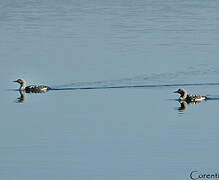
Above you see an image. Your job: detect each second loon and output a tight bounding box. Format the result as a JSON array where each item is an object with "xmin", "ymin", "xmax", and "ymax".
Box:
[
  {"xmin": 174, "ymin": 88, "xmax": 207, "ymax": 103},
  {"xmin": 14, "ymin": 79, "xmax": 51, "ymax": 93}
]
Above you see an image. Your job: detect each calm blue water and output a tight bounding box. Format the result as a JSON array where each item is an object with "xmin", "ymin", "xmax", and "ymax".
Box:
[{"xmin": 1, "ymin": 0, "xmax": 219, "ymax": 179}]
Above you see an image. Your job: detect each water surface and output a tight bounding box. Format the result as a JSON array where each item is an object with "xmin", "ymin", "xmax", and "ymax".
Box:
[{"xmin": 1, "ymin": 0, "xmax": 219, "ymax": 179}]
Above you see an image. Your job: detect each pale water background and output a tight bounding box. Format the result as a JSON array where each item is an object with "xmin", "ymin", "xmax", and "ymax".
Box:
[{"xmin": 1, "ymin": 0, "xmax": 219, "ymax": 179}]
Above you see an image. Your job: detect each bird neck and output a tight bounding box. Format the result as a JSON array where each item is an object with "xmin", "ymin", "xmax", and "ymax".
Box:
[
  {"xmin": 180, "ymin": 91, "xmax": 187, "ymax": 99},
  {"xmin": 19, "ymin": 82, "xmax": 26, "ymax": 91}
]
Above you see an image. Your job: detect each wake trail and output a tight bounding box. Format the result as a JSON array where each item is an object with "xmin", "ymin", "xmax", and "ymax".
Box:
[{"xmin": 51, "ymin": 82, "xmax": 219, "ymax": 91}]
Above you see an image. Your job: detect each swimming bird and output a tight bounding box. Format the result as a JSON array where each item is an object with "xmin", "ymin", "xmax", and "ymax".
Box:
[
  {"xmin": 13, "ymin": 79, "xmax": 50, "ymax": 93},
  {"xmin": 174, "ymin": 88, "xmax": 207, "ymax": 103}
]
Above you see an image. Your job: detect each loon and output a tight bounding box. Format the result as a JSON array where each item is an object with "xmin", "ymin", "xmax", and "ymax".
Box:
[
  {"xmin": 174, "ymin": 88, "xmax": 207, "ymax": 103},
  {"xmin": 14, "ymin": 79, "xmax": 51, "ymax": 93}
]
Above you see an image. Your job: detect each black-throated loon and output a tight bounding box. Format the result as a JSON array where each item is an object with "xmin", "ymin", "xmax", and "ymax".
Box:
[
  {"xmin": 174, "ymin": 88, "xmax": 207, "ymax": 103},
  {"xmin": 14, "ymin": 79, "xmax": 50, "ymax": 93}
]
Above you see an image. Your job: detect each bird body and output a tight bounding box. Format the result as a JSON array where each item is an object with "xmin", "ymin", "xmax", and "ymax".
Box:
[
  {"xmin": 14, "ymin": 79, "xmax": 50, "ymax": 93},
  {"xmin": 174, "ymin": 88, "xmax": 207, "ymax": 103},
  {"xmin": 186, "ymin": 94, "xmax": 206, "ymax": 102},
  {"xmin": 25, "ymin": 85, "xmax": 50, "ymax": 93}
]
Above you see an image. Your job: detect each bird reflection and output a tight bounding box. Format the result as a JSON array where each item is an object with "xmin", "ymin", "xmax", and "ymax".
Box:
[
  {"xmin": 178, "ymin": 101, "xmax": 187, "ymax": 111},
  {"xmin": 176, "ymin": 100, "xmax": 203, "ymax": 112},
  {"xmin": 16, "ymin": 90, "xmax": 26, "ymax": 103}
]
